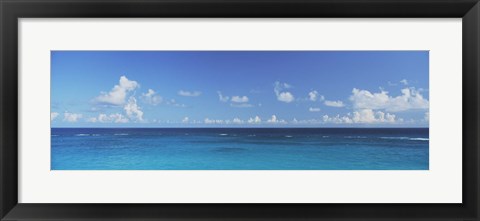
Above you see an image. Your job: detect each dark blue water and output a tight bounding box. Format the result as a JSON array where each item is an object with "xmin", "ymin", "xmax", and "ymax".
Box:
[{"xmin": 51, "ymin": 128, "xmax": 429, "ymax": 170}]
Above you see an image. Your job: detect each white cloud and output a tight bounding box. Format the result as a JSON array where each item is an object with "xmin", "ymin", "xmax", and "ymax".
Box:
[
  {"xmin": 217, "ymin": 91, "xmax": 230, "ymax": 102},
  {"xmin": 309, "ymin": 107, "xmax": 321, "ymax": 112},
  {"xmin": 324, "ymin": 100, "xmax": 345, "ymax": 107},
  {"xmin": 98, "ymin": 114, "xmax": 109, "ymax": 123},
  {"xmin": 308, "ymin": 90, "xmax": 319, "ymax": 101},
  {"xmin": 141, "ymin": 89, "xmax": 163, "ymax": 105},
  {"xmin": 182, "ymin": 117, "xmax": 189, "ymax": 123},
  {"xmin": 94, "ymin": 113, "xmax": 129, "ymax": 123},
  {"xmin": 111, "ymin": 113, "xmax": 129, "ymax": 123},
  {"xmin": 218, "ymin": 92, "xmax": 253, "ymax": 107},
  {"xmin": 274, "ymin": 81, "xmax": 295, "ymax": 103},
  {"xmin": 231, "ymin": 95, "xmax": 249, "ymax": 103},
  {"xmin": 248, "ymin": 116, "xmax": 261, "ymax": 124},
  {"xmin": 350, "ymin": 88, "xmax": 389, "ymax": 110},
  {"xmin": 323, "ymin": 109, "xmax": 396, "ymax": 124},
  {"xmin": 230, "ymin": 103, "xmax": 253, "ymax": 108},
  {"xmin": 424, "ymin": 111, "xmax": 429, "ymax": 122},
  {"xmin": 267, "ymin": 115, "xmax": 286, "ymax": 124},
  {"xmin": 277, "ymin": 92, "xmax": 294, "ymax": 103},
  {"xmin": 95, "ymin": 76, "xmax": 139, "ymax": 106},
  {"xmin": 400, "ymin": 79, "xmax": 409, "ymax": 85},
  {"xmin": 322, "ymin": 114, "xmax": 353, "ymax": 124},
  {"xmin": 87, "ymin": 117, "xmax": 97, "ymax": 123},
  {"xmin": 350, "ymin": 87, "xmax": 429, "ymax": 112},
  {"xmin": 308, "ymin": 91, "xmax": 324, "ymax": 102},
  {"xmin": 124, "ymin": 97, "xmax": 144, "ymax": 121},
  {"xmin": 267, "ymin": 115, "xmax": 278, "ymax": 123},
  {"xmin": 143, "ymin": 89, "xmax": 155, "ymax": 97},
  {"xmin": 63, "ymin": 112, "xmax": 82, "ymax": 122},
  {"xmin": 178, "ymin": 90, "xmax": 201, "ymax": 97},
  {"xmin": 352, "ymin": 109, "xmax": 396, "ymax": 123},
  {"xmin": 204, "ymin": 118, "xmax": 224, "ymax": 124},
  {"xmin": 51, "ymin": 112, "xmax": 59, "ymax": 121},
  {"xmin": 232, "ymin": 118, "xmax": 244, "ymax": 124}
]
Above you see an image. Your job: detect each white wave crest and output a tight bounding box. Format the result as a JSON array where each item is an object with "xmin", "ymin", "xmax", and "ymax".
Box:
[
  {"xmin": 380, "ymin": 137, "xmax": 409, "ymax": 140},
  {"xmin": 409, "ymin": 138, "xmax": 429, "ymax": 141},
  {"xmin": 380, "ymin": 137, "xmax": 428, "ymax": 141}
]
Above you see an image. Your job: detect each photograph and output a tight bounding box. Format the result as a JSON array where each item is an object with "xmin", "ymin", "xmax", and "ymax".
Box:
[{"xmin": 51, "ymin": 51, "xmax": 429, "ymax": 170}]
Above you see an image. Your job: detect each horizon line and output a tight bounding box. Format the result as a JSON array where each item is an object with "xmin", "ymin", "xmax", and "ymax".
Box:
[{"xmin": 51, "ymin": 127, "xmax": 429, "ymax": 129}]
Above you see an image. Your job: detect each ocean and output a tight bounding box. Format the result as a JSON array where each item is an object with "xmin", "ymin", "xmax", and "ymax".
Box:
[{"xmin": 51, "ymin": 128, "xmax": 429, "ymax": 170}]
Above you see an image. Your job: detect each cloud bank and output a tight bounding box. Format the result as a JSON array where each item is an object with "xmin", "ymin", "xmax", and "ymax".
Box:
[{"xmin": 350, "ymin": 87, "xmax": 429, "ymax": 112}]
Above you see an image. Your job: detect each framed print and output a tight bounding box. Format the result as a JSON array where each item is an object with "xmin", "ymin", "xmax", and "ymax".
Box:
[{"xmin": 1, "ymin": 0, "xmax": 479, "ymax": 220}]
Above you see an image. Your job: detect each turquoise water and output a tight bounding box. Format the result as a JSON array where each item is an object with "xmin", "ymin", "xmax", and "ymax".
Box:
[{"xmin": 51, "ymin": 128, "xmax": 429, "ymax": 170}]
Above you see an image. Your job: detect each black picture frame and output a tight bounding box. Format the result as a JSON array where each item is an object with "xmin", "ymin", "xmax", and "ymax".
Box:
[{"xmin": 1, "ymin": 0, "xmax": 479, "ymax": 220}]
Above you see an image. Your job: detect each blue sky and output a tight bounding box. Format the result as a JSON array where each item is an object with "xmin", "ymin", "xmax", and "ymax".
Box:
[{"xmin": 51, "ymin": 51, "xmax": 429, "ymax": 127}]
